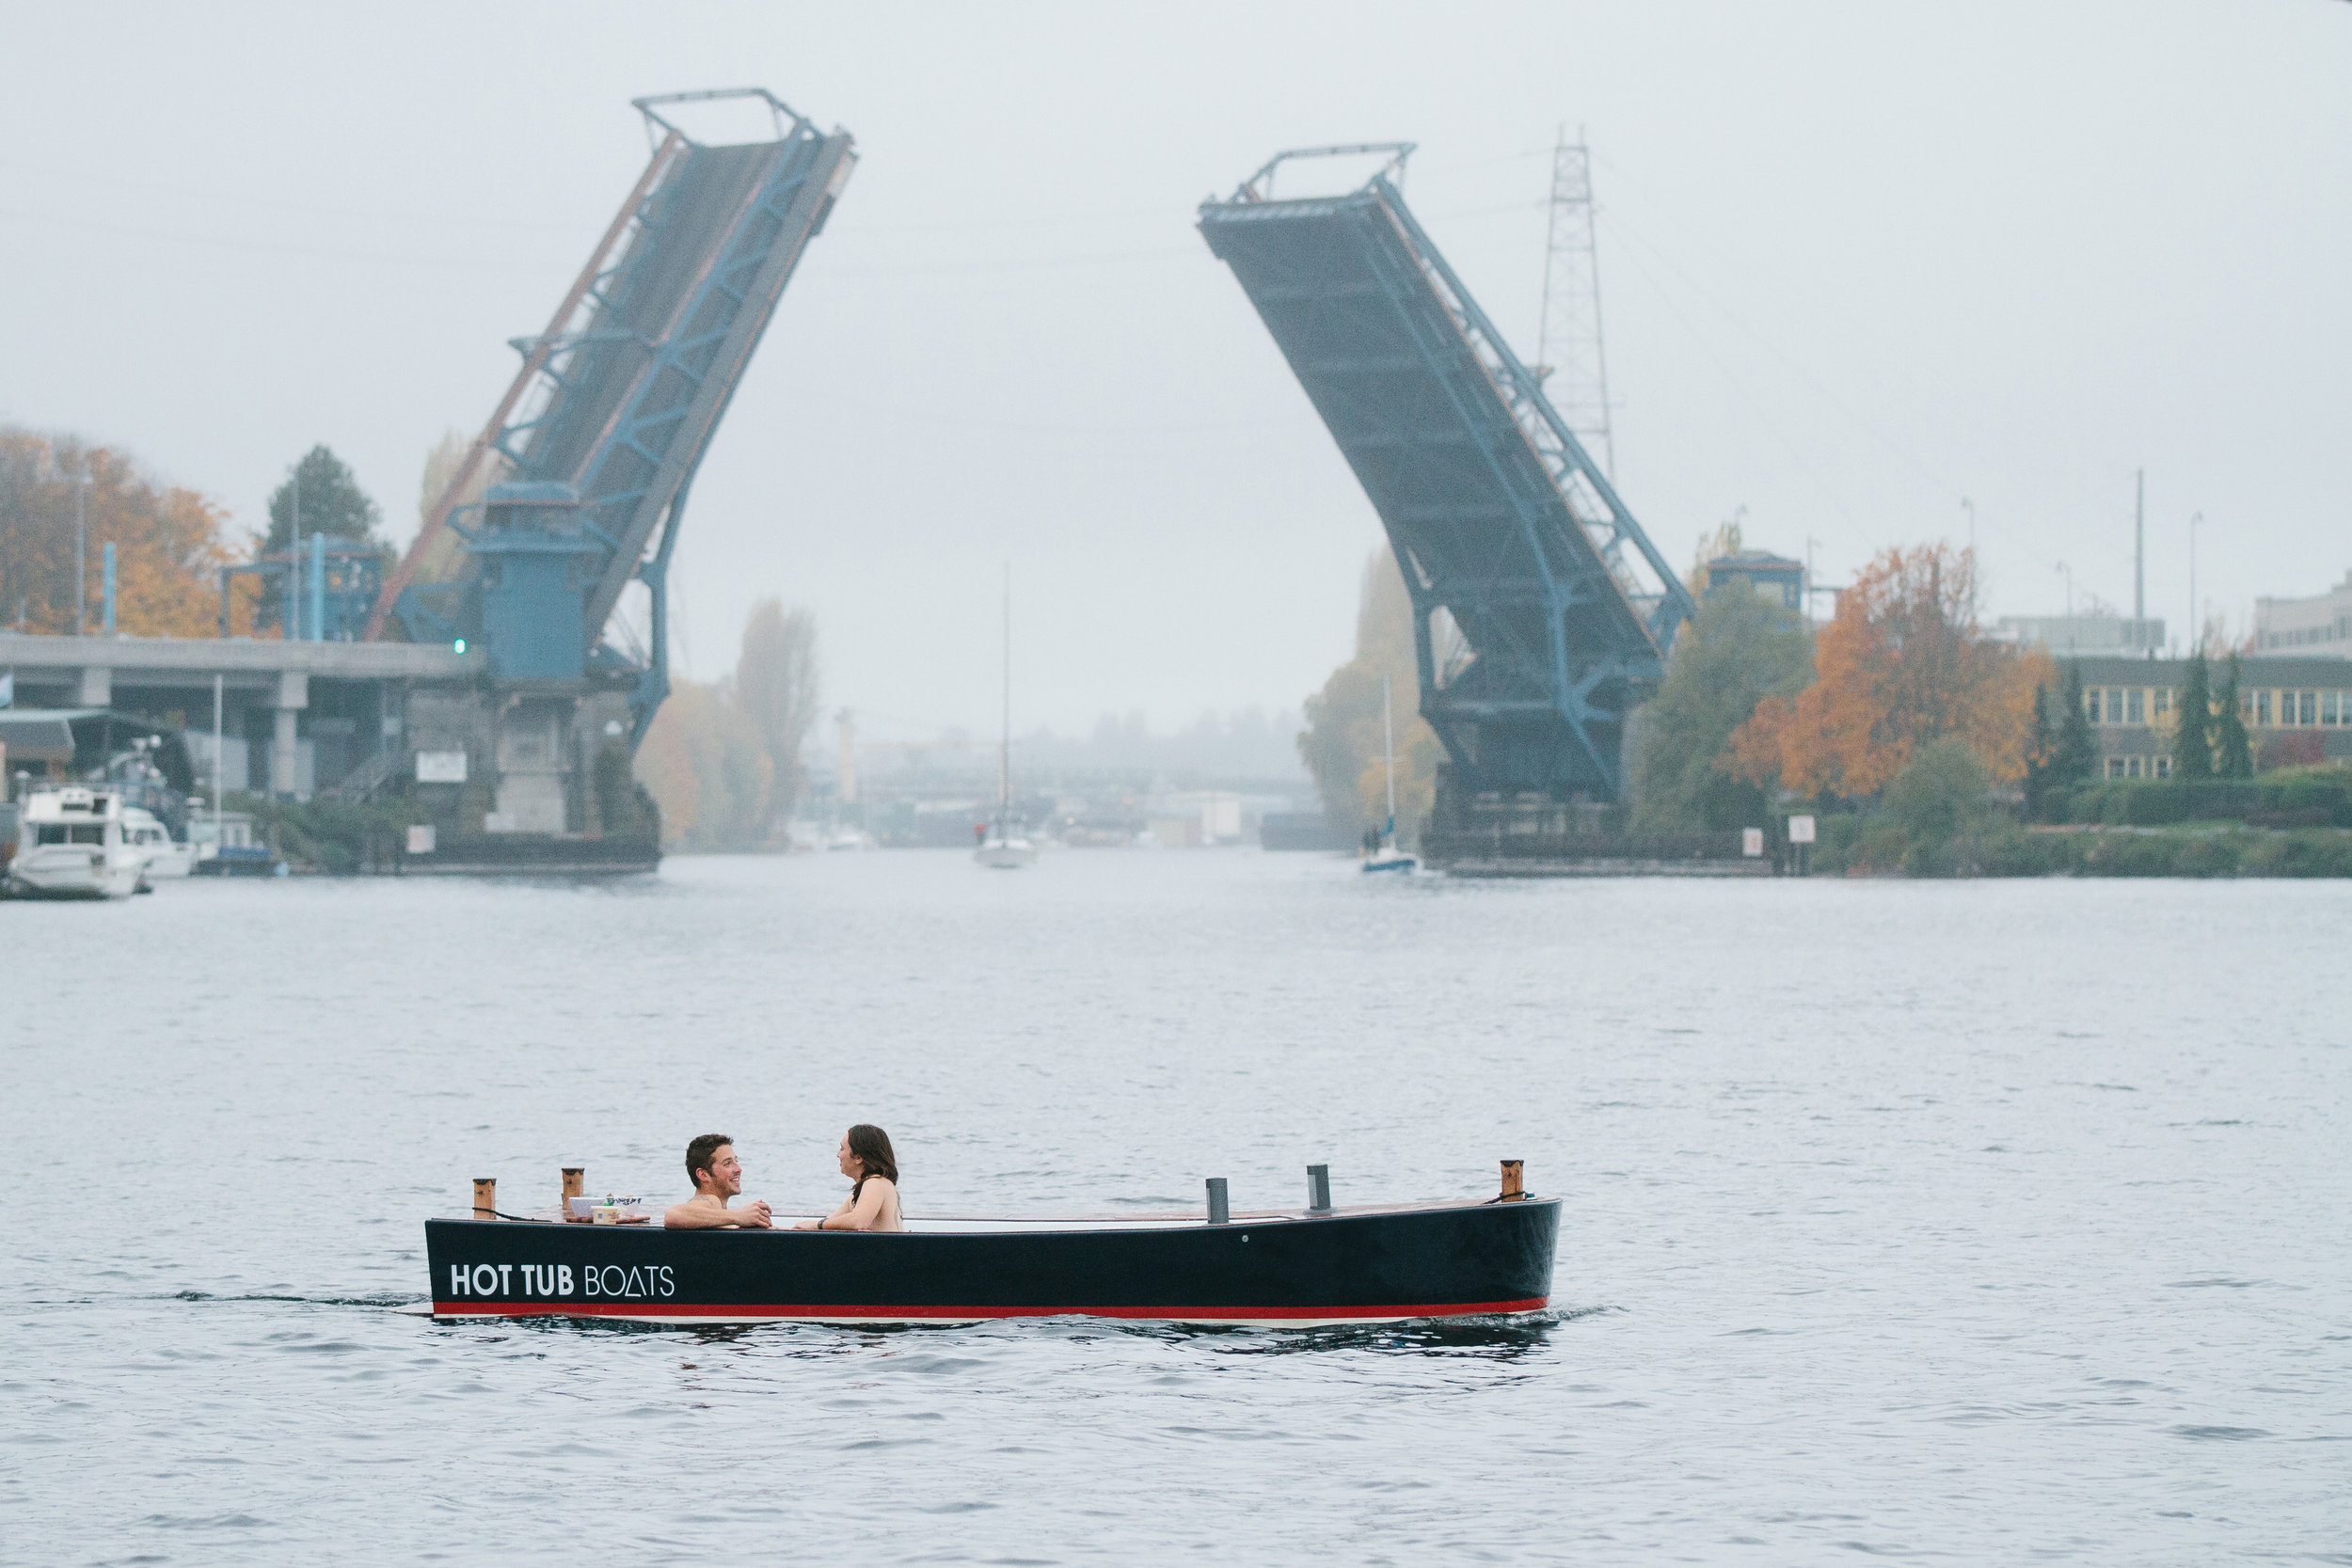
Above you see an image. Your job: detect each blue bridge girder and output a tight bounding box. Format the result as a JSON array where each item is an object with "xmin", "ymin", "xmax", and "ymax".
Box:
[
  {"xmin": 373, "ymin": 88, "xmax": 855, "ymax": 747},
  {"xmin": 1199, "ymin": 146, "xmax": 1696, "ymax": 801}
]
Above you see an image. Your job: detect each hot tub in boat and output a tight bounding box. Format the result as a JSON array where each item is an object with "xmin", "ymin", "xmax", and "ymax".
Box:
[{"xmin": 425, "ymin": 1193, "xmax": 1560, "ymax": 1328}]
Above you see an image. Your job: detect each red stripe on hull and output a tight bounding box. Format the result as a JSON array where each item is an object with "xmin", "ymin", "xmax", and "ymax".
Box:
[{"xmin": 431, "ymin": 1297, "xmax": 1549, "ymax": 1323}]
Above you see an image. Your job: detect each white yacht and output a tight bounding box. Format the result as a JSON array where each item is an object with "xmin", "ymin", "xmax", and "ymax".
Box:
[
  {"xmin": 122, "ymin": 806, "xmax": 197, "ymax": 879},
  {"xmin": 8, "ymin": 787, "xmax": 145, "ymax": 898}
]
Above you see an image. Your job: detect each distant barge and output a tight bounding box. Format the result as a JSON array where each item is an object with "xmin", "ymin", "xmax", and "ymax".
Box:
[{"xmin": 426, "ymin": 1186, "xmax": 1558, "ymax": 1328}]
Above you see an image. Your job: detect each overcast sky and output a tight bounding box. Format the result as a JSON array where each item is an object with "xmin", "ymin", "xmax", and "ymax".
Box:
[{"xmin": 5, "ymin": 2, "xmax": 2346, "ymax": 737}]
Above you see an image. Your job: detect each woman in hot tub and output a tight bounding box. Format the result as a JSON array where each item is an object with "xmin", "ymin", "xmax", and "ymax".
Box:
[{"xmin": 797, "ymin": 1124, "xmax": 903, "ymax": 1232}]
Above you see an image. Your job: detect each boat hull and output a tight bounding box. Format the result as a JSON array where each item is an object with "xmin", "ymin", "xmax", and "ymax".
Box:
[
  {"xmin": 7, "ymin": 847, "xmax": 143, "ymax": 897},
  {"xmin": 425, "ymin": 1198, "xmax": 1558, "ymax": 1327}
]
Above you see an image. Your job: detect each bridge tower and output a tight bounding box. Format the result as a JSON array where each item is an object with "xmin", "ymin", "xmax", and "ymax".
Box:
[
  {"xmin": 370, "ymin": 88, "xmax": 855, "ymax": 751},
  {"xmin": 1199, "ymin": 145, "xmax": 1692, "ymax": 809}
]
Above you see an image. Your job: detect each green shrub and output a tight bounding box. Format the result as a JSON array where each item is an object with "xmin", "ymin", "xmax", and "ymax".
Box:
[
  {"xmin": 2075, "ymin": 833, "xmax": 2171, "ymax": 877},
  {"xmin": 1977, "ymin": 830, "xmax": 2074, "ymax": 877},
  {"xmin": 1885, "ymin": 739, "xmax": 1994, "ymax": 844},
  {"xmin": 1798, "ymin": 813, "xmax": 1866, "ymax": 874},
  {"xmin": 242, "ymin": 794, "xmax": 427, "ymax": 875},
  {"xmin": 2239, "ymin": 832, "xmax": 2352, "ymax": 878},
  {"xmin": 2122, "ymin": 786, "xmax": 2183, "ymax": 826},
  {"xmin": 2169, "ymin": 834, "xmax": 2243, "ymax": 878}
]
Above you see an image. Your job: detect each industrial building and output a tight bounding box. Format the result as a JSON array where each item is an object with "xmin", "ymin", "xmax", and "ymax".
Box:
[
  {"xmin": 2255, "ymin": 571, "xmax": 2352, "ymax": 658},
  {"xmin": 1703, "ymin": 551, "xmax": 1805, "ymax": 612},
  {"xmin": 1996, "ymin": 614, "xmax": 2167, "ymax": 657}
]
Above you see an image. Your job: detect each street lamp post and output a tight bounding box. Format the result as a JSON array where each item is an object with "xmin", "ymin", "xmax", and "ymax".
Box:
[{"xmin": 2056, "ymin": 561, "xmax": 2074, "ymax": 651}]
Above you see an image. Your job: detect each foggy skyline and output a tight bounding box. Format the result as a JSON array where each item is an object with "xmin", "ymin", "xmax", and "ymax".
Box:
[{"xmin": 3, "ymin": 1, "xmax": 2346, "ymax": 736}]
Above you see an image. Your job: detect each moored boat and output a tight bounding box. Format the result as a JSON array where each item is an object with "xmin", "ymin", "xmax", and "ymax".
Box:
[
  {"xmin": 6, "ymin": 787, "xmax": 144, "ymax": 898},
  {"xmin": 123, "ymin": 806, "xmax": 196, "ymax": 879},
  {"xmin": 426, "ymin": 1180, "xmax": 1557, "ymax": 1328}
]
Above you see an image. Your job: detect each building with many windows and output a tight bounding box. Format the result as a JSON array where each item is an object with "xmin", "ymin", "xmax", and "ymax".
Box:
[
  {"xmin": 2254, "ymin": 571, "xmax": 2352, "ymax": 657},
  {"xmin": 2063, "ymin": 655, "xmax": 2352, "ymax": 779}
]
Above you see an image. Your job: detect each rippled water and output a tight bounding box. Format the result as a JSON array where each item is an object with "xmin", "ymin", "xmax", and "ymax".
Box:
[{"xmin": 5, "ymin": 853, "xmax": 2346, "ymax": 1563}]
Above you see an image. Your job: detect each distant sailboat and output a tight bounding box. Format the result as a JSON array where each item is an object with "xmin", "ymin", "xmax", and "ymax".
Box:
[
  {"xmin": 1362, "ymin": 673, "xmax": 1418, "ymax": 875},
  {"xmin": 975, "ymin": 564, "xmax": 1038, "ymax": 869}
]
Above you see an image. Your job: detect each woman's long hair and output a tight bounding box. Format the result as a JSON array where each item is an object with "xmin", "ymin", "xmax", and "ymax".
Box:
[{"xmin": 847, "ymin": 1124, "xmax": 898, "ymax": 1203}]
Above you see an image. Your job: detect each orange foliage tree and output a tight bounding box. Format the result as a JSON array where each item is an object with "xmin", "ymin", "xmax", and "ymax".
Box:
[
  {"xmin": 1725, "ymin": 544, "xmax": 2048, "ymax": 798},
  {"xmin": 0, "ymin": 428, "xmax": 254, "ymax": 637}
]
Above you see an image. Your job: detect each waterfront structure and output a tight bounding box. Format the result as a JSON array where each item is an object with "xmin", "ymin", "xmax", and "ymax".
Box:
[
  {"xmin": 0, "ymin": 88, "xmax": 852, "ymax": 873},
  {"xmin": 1200, "ymin": 144, "xmax": 1693, "ymax": 810},
  {"xmin": 2061, "ymin": 654, "xmax": 2352, "ymax": 778},
  {"xmin": 0, "ymin": 633, "xmax": 473, "ymax": 801},
  {"xmin": 374, "ymin": 89, "xmax": 854, "ymax": 750},
  {"xmin": 1996, "ymin": 614, "xmax": 2165, "ymax": 657},
  {"xmin": 1705, "ymin": 551, "xmax": 1805, "ymax": 612},
  {"xmin": 2254, "ymin": 571, "xmax": 2352, "ymax": 657}
]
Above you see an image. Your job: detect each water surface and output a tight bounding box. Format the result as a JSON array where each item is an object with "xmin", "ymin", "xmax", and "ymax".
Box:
[{"xmin": 5, "ymin": 853, "xmax": 2345, "ymax": 1563}]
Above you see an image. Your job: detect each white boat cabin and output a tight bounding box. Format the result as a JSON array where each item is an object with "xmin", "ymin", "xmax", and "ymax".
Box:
[{"xmin": 8, "ymin": 787, "xmax": 145, "ymax": 898}]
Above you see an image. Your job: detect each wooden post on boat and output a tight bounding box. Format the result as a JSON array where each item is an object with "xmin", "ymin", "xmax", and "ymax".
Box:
[
  {"xmin": 1499, "ymin": 1160, "xmax": 1525, "ymax": 1202},
  {"xmin": 1205, "ymin": 1178, "xmax": 1231, "ymax": 1226},
  {"xmin": 561, "ymin": 1166, "xmax": 584, "ymax": 1220},
  {"xmin": 1306, "ymin": 1164, "xmax": 1332, "ymax": 1212},
  {"xmin": 472, "ymin": 1178, "xmax": 497, "ymax": 1220}
]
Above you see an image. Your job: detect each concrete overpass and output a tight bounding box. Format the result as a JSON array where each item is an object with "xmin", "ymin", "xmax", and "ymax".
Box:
[{"xmin": 1, "ymin": 631, "xmax": 481, "ymax": 800}]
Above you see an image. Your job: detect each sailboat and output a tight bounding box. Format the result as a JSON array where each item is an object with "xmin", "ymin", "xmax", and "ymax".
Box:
[
  {"xmin": 975, "ymin": 565, "xmax": 1039, "ymax": 869},
  {"xmin": 1362, "ymin": 673, "xmax": 1418, "ymax": 874}
]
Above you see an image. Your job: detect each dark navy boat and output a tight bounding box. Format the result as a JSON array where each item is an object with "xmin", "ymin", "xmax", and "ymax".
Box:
[{"xmin": 426, "ymin": 1186, "xmax": 1559, "ymax": 1328}]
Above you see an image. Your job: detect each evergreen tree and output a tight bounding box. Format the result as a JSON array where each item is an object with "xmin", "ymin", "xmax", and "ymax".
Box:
[
  {"xmin": 263, "ymin": 445, "xmax": 382, "ymax": 554},
  {"xmin": 2055, "ymin": 661, "xmax": 2098, "ymax": 795},
  {"xmin": 2214, "ymin": 656, "xmax": 2255, "ymax": 778},
  {"xmin": 2022, "ymin": 683, "xmax": 2058, "ymax": 821},
  {"xmin": 2172, "ymin": 652, "xmax": 2214, "ymax": 781}
]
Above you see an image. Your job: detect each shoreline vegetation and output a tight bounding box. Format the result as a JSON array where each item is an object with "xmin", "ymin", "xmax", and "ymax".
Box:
[
  {"xmin": 1301, "ymin": 532, "xmax": 2352, "ymax": 879},
  {"xmin": 1793, "ymin": 768, "xmax": 2352, "ymax": 879}
]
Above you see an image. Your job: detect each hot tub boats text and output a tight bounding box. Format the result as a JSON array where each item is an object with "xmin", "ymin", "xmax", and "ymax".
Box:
[{"xmin": 426, "ymin": 1193, "xmax": 1559, "ymax": 1328}]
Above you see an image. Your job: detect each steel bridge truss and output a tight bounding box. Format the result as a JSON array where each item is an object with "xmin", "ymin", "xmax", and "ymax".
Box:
[
  {"xmin": 372, "ymin": 88, "xmax": 855, "ymax": 746},
  {"xmin": 1200, "ymin": 146, "xmax": 1694, "ymax": 800}
]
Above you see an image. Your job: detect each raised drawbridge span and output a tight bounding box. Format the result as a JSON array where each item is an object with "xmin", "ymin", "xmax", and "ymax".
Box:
[
  {"xmin": 1199, "ymin": 145, "xmax": 1693, "ymax": 802},
  {"xmin": 371, "ymin": 88, "xmax": 855, "ymax": 747}
]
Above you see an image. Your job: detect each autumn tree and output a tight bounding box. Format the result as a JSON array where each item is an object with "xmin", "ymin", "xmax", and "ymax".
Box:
[
  {"xmin": 0, "ymin": 427, "xmax": 252, "ymax": 638},
  {"xmin": 1630, "ymin": 583, "xmax": 1811, "ymax": 831},
  {"xmin": 1726, "ymin": 544, "xmax": 2045, "ymax": 799},
  {"xmin": 735, "ymin": 599, "xmax": 821, "ymax": 833},
  {"xmin": 1297, "ymin": 547, "xmax": 1445, "ymax": 840},
  {"xmin": 633, "ymin": 679, "xmax": 772, "ymax": 850},
  {"xmin": 631, "ymin": 602, "xmax": 823, "ymax": 851}
]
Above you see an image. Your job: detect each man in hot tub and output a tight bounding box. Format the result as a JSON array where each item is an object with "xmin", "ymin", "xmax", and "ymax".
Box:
[{"xmin": 662, "ymin": 1132, "xmax": 773, "ymax": 1229}]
